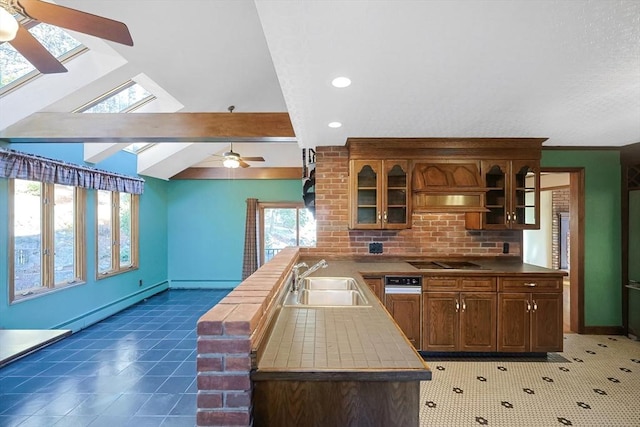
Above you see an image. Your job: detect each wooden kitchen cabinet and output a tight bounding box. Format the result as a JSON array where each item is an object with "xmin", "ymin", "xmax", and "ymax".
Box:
[
  {"xmin": 349, "ymin": 160, "xmax": 411, "ymax": 229},
  {"xmin": 363, "ymin": 276, "xmax": 384, "ymax": 301},
  {"xmin": 422, "ymin": 277, "xmax": 497, "ymax": 352},
  {"xmin": 467, "ymin": 159, "xmax": 540, "ymax": 230},
  {"xmin": 497, "ymin": 276, "xmax": 563, "ymax": 352},
  {"xmin": 385, "ymin": 293, "xmax": 421, "ymax": 348}
]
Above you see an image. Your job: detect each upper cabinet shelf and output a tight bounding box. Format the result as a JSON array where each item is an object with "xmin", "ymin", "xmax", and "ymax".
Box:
[{"xmin": 349, "ymin": 160, "xmax": 411, "ymax": 229}]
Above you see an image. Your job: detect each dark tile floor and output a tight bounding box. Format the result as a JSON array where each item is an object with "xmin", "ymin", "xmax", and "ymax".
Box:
[{"xmin": 0, "ymin": 289, "xmax": 229, "ymax": 427}]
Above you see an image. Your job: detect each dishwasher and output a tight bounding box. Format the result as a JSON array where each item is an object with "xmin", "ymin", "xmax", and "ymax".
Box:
[{"xmin": 384, "ymin": 275, "xmax": 422, "ymax": 295}]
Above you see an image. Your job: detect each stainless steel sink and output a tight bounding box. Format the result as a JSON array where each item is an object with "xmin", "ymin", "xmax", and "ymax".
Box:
[
  {"xmin": 297, "ymin": 289, "xmax": 369, "ymax": 306},
  {"xmin": 301, "ymin": 277, "xmax": 359, "ymax": 290},
  {"xmin": 283, "ymin": 277, "xmax": 370, "ymax": 307}
]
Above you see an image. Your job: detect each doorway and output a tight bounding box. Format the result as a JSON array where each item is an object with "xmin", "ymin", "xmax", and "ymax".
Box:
[
  {"xmin": 621, "ymin": 144, "xmax": 640, "ymax": 338},
  {"xmin": 523, "ymin": 168, "xmax": 585, "ymax": 333}
]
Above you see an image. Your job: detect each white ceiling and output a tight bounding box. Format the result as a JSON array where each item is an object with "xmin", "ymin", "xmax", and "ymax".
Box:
[{"xmin": 2, "ymin": 0, "xmax": 639, "ymax": 179}]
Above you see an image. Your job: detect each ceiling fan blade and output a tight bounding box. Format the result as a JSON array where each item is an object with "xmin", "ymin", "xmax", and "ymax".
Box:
[
  {"xmin": 9, "ymin": 25, "xmax": 67, "ymax": 73},
  {"xmin": 17, "ymin": 0, "xmax": 134, "ymax": 46},
  {"xmin": 239, "ymin": 160, "xmax": 251, "ymax": 168},
  {"xmin": 241, "ymin": 157, "xmax": 265, "ymax": 162}
]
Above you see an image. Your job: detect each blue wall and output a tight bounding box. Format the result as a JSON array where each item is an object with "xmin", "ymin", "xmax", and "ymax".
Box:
[
  {"xmin": 541, "ymin": 150, "xmax": 622, "ymax": 327},
  {"xmin": 167, "ymin": 179, "xmax": 302, "ymax": 288},
  {"xmin": 0, "ymin": 142, "xmax": 302, "ymax": 329},
  {"xmin": 0, "ymin": 144, "xmax": 169, "ymax": 331}
]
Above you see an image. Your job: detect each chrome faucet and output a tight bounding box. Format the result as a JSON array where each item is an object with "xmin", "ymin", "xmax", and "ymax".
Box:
[{"xmin": 292, "ymin": 259, "xmax": 328, "ymax": 292}]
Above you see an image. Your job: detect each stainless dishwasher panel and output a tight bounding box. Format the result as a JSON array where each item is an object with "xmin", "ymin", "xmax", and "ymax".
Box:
[{"xmin": 385, "ymin": 286, "xmax": 422, "ymax": 295}]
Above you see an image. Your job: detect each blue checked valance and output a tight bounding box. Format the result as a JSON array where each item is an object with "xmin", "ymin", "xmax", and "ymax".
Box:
[{"xmin": 0, "ymin": 148, "xmax": 144, "ymax": 194}]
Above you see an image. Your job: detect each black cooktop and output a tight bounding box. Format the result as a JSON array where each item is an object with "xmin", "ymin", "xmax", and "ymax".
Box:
[{"xmin": 408, "ymin": 261, "xmax": 488, "ymax": 270}]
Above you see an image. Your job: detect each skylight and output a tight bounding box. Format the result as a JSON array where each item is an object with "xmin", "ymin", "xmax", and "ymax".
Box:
[
  {"xmin": 75, "ymin": 80, "xmax": 157, "ymax": 154},
  {"xmin": 77, "ymin": 81, "xmax": 155, "ymax": 113},
  {"xmin": 0, "ymin": 22, "xmax": 84, "ymax": 92}
]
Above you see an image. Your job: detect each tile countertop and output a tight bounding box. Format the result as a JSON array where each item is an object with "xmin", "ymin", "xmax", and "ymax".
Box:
[
  {"xmin": 253, "ymin": 258, "xmax": 564, "ymax": 382},
  {"xmin": 252, "ymin": 261, "xmax": 431, "ymax": 382}
]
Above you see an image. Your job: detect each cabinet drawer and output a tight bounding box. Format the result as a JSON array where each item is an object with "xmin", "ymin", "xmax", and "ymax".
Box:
[
  {"xmin": 499, "ymin": 277, "xmax": 561, "ymax": 292},
  {"xmin": 424, "ymin": 277, "xmax": 459, "ymax": 291},
  {"xmin": 461, "ymin": 277, "xmax": 496, "ymax": 291}
]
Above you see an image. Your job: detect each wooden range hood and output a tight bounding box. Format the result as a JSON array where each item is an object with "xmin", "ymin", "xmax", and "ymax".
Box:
[{"xmin": 412, "ymin": 162, "xmax": 488, "ymax": 212}]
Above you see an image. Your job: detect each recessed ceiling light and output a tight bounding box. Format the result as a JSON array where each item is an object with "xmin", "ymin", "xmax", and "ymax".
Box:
[
  {"xmin": 331, "ymin": 77, "xmax": 351, "ymax": 88},
  {"xmin": 328, "ymin": 122, "xmax": 342, "ymax": 128}
]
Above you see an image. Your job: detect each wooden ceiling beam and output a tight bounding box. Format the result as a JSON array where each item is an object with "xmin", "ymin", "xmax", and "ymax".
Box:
[
  {"xmin": 0, "ymin": 112, "xmax": 296, "ymax": 143},
  {"xmin": 171, "ymin": 167, "xmax": 302, "ymax": 180}
]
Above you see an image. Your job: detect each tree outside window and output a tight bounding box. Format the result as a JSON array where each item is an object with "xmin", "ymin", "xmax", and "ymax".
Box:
[
  {"xmin": 259, "ymin": 203, "xmax": 316, "ymax": 265},
  {"xmin": 10, "ymin": 179, "xmax": 85, "ymax": 301},
  {"xmin": 97, "ymin": 190, "xmax": 138, "ymax": 277}
]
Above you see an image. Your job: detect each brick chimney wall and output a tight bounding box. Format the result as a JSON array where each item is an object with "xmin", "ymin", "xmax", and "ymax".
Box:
[{"xmin": 304, "ymin": 146, "xmax": 521, "ymax": 257}]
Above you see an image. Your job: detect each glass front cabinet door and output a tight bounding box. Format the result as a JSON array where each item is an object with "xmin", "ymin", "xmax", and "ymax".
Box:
[
  {"xmin": 480, "ymin": 160, "xmax": 539, "ymax": 229},
  {"xmin": 349, "ymin": 160, "xmax": 411, "ymax": 229}
]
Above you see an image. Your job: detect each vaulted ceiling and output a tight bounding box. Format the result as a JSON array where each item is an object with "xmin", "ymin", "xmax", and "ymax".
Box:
[{"xmin": 1, "ymin": 0, "xmax": 639, "ymax": 180}]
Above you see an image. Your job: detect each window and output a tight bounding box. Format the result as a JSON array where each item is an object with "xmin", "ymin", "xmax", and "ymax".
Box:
[
  {"xmin": 9, "ymin": 179, "xmax": 85, "ymax": 301},
  {"xmin": 0, "ymin": 22, "xmax": 85, "ymax": 93},
  {"xmin": 75, "ymin": 80, "xmax": 157, "ymax": 154},
  {"xmin": 96, "ymin": 190, "xmax": 139, "ymax": 276},
  {"xmin": 259, "ymin": 203, "xmax": 316, "ymax": 265},
  {"xmin": 76, "ymin": 81, "xmax": 155, "ymax": 114}
]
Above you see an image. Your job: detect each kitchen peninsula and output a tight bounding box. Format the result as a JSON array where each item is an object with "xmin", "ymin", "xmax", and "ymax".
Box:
[{"xmin": 196, "ymin": 248, "xmax": 564, "ymax": 426}]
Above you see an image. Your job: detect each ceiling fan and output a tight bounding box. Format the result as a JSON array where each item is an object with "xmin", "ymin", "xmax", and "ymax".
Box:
[
  {"xmin": 209, "ymin": 106, "xmax": 266, "ymax": 168},
  {"xmin": 0, "ymin": 0, "xmax": 133, "ymax": 74},
  {"xmin": 213, "ymin": 142, "xmax": 266, "ymax": 169}
]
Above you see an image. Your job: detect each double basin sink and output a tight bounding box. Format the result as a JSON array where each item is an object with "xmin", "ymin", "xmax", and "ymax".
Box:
[{"xmin": 284, "ymin": 277, "xmax": 370, "ymax": 307}]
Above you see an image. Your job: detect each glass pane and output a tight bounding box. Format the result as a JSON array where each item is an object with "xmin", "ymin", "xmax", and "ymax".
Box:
[
  {"xmin": 54, "ymin": 184, "xmax": 75, "ymax": 285},
  {"xmin": 357, "ymin": 165, "xmax": 377, "ymax": 188},
  {"xmin": 119, "ymin": 193, "xmax": 132, "ymax": 267},
  {"xmin": 0, "ymin": 23, "xmax": 82, "ymax": 89},
  {"xmin": 387, "ymin": 164, "xmax": 406, "ymax": 187},
  {"xmin": 14, "ymin": 180, "xmax": 42, "ymax": 294},
  {"xmin": 82, "ymin": 83, "xmax": 153, "ymax": 113},
  {"xmin": 485, "ymin": 164, "xmax": 506, "ymax": 225},
  {"xmin": 97, "ymin": 190, "xmax": 113, "ymax": 273},
  {"xmin": 264, "ymin": 208, "xmax": 297, "ymax": 263},
  {"xmin": 298, "ymin": 208, "xmax": 317, "ymax": 247},
  {"xmin": 515, "ymin": 166, "xmax": 537, "ymax": 226}
]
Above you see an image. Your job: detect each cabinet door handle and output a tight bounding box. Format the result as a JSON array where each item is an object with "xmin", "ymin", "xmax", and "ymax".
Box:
[
  {"xmin": 378, "ymin": 212, "xmax": 381, "ymax": 221},
  {"xmin": 462, "ymin": 299, "xmax": 466, "ymax": 312},
  {"xmin": 383, "ymin": 211, "xmax": 387, "ymax": 222},
  {"xmin": 507, "ymin": 212, "xmax": 511, "ymax": 221},
  {"xmin": 524, "ymin": 282, "xmax": 537, "ymax": 287},
  {"xmin": 532, "ymin": 300, "xmax": 538, "ymax": 311},
  {"xmin": 512, "ymin": 211, "xmax": 517, "ymax": 222},
  {"xmin": 526, "ymin": 301, "xmax": 531, "ymax": 312},
  {"xmin": 455, "ymin": 299, "xmax": 460, "ymax": 312}
]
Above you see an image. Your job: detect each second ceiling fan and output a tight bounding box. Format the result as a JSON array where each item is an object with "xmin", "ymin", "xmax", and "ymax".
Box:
[
  {"xmin": 212, "ymin": 106, "xmax": 266, "ymax": 168},
  {"xmin": 0, "ymin": 0, "xmax": 133, "ymax": 74}
]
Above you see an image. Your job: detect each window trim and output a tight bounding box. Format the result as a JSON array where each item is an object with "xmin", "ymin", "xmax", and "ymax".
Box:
[
  {"xmin": 95, "ymin": 190, "xmax": 139, "ymax": 279},
  {"xmin": 8, "ymin": 179, "xmax": 87, "ymax": 303}
]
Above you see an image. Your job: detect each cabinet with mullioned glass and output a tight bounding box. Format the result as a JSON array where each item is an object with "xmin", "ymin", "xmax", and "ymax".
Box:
[
  {"xmin": 349, "ymin": 160, "xmax": 411, "ymax": 229},
  {"xmin": 478, "ymin": 160, "xmax": 540, "ymax": 229}
]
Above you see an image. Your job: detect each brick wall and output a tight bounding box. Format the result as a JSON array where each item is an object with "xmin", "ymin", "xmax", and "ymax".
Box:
[
  {"xmin": 196, "ymin": 248, "xmax": 297, "ymax": 426},
  {"xmin": 304, "ymin": 146, "xmax": 521, "ymax": 257},
  {"xmin": 551, "ymin": 188, "xmax": 570, "ymax": 269}
]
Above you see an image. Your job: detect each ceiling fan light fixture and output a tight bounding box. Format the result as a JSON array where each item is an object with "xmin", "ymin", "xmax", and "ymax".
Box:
[
  {"xmin": 222, "ymin": 151, "xmax": 241, "ymax": 168},
  {"xmin": 0, "ymin": 7, "xmax": 18, "ymax": 41}
]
